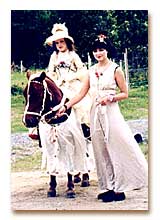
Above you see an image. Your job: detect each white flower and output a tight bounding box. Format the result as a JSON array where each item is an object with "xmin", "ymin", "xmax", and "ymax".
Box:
[{"xmin": 51, "ymin": 23, "xmax": 69, "ymax": 36}]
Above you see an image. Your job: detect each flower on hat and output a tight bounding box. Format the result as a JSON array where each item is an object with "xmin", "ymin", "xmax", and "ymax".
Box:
[
  {"xmin": 51, "ymin": 23, "xmax": 69, "ymax": 36},
  {"xmin": 98, "ymin": 34, "xmax": 107, "ymax": 42}
]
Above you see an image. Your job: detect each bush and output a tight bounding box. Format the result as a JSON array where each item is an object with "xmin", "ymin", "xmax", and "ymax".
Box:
[{"xmin": 11, "ymin": 85, "xmax": 23, "ymax": 95}]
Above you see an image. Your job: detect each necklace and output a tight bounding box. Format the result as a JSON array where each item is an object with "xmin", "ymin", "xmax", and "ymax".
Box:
[
  {"xmin": 95, "ymin": 61, "xmax": 111, "ymax": 79},
  {"xmin": 94, "ymin": 60, "xmax": 111, "ymax": 94},
  {"xmin": 97, "ymin": 60, "xmax": 111, "ymax": 72}
]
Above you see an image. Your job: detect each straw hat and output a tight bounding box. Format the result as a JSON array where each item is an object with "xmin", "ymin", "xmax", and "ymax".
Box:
[{"xmin": 45, "ymin": 23, "xmax": 74, "ymax": 46}]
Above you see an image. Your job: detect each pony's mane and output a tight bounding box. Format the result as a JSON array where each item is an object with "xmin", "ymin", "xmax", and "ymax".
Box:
[
  {"xmin": 24, "ymin": 72, "xmax": 63, "ymax": 106},
  {"xmin": 45, "ymin": 75, "xmax": 63, "ymax": 105}
]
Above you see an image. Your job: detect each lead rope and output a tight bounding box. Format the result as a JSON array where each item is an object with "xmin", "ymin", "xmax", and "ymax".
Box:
[
  {"xmin": 42, "ymin": 112, "xmax": 70, "ymax": 125},
  {"xmin": 40, "ymin": 93, "xmax": 69, "ymax": 124}
]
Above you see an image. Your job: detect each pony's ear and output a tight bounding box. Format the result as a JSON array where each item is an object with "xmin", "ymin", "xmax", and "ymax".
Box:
[
  {"xmin": 40, "ymin": 72, "xmax": 46, "ymax": 81},
  {"xmin": 26, "ymin": 69, "xmax": 32, "ymax": 80}
]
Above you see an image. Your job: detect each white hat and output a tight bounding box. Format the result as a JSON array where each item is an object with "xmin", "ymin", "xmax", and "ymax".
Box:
[{"xmin": 45, "ymin": 23, "xmax": 74, "ymax": 46}]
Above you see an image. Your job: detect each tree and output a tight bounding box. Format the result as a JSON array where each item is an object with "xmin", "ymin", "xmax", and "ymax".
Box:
[{"xmin": 11, "ymin": 10, "xmax": 148, "ymax": 69}]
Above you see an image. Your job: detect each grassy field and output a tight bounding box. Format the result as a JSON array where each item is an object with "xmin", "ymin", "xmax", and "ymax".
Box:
[
  {"xmin": 11, "ymin": 72, "xmax": 27, "ymax": 133},
  {"xmin": 11, "ymin": 71, "xmax": 148, "ymax": 133},
  {"xmin": 11, "ymin": 71, "xmax": 148, "ymax": 171},
  {"xmin": 11, "ymin": 147, "xmax": 42, "ymax": 172}
]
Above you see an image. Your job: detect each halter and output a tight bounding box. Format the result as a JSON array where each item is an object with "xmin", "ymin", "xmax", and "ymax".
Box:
[
  {"xmin": 23, "ymin": 78, "xmax": 69, "ymax": 125},
  {"xmin": 41, "ymin": 94, "xmax": 68, "ymax": 124},
  {"xmin": 23, "ymin": 80, "xmax": 48, "ymax": 118}
]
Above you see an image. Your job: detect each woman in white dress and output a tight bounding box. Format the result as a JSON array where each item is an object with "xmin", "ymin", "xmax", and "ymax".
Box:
[
  {"xmin": 39, "ymin": 23, "xmax": 93, "ymax": 197},
  {"xmin": 57, "ymin": 34, "xmax": 148, "ymax": 202}
]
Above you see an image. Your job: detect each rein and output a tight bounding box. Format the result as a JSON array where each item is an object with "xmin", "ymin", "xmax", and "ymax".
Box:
[{"xmin": 41, "ymin": 94, "xmax": 68, "ymax": 124}]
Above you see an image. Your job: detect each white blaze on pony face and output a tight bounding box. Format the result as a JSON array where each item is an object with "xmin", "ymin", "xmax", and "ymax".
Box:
[
  {"xmin": 23, "ymin": 72, "xmax": 47, "ymax": 128},
  {"xmin": 23, "ymin": 71, "xmax": 70, "ymax": 127}
]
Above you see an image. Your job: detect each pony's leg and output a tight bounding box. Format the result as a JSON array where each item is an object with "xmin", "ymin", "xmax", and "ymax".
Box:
[
  {"xmin": 81, "ymin": 173, "xmax": 90, "ymax": 187},
  {"xmin": 47, "ymin": 175, "xmax": 57, "ymax": 197},
  {"xmin": 37, "ymin": 124, "xmax": 42, "ymax": 148},
  {"xmin": 66, "ymin": 172, "xmax": 76, "ymax": 198},
  {"xmin": 74, "ymin": 172, "xmax": 81, "ymax": 183}
]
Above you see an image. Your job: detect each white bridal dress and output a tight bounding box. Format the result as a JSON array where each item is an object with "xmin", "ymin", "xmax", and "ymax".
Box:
[{"xmin": 89, "ymin": 62, "xmax": 148, "ymax": 192}]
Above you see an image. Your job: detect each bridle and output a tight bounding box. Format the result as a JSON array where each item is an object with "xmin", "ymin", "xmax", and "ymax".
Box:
[
  {"xmin": 23, "ymin": 80, "xmax": 47, "ymax": 118},
  {"xmin": 23, "ymin": 79, "xmax": 69, "ymax": 125}
]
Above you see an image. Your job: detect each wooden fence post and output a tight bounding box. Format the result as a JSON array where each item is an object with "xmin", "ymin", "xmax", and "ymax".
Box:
[
  {"xmin": 124, "ymin": 48, "xmax": 129, "ymax": 89},
  {"xmin": 119, "ymin": 60, "xmax": 122, "ymax": 69},
  {"xmin": 87, "ymin": 52, "xmax": 91, "ymax": 69},
  {"xmin": 20, "ymin": 60, "xmax": 23, "ymax": 73}
]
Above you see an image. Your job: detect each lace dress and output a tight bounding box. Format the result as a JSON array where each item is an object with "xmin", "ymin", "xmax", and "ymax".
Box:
[
  {"xmin": 47, "ymin": 50, "xmax": 91, "ymax": 124},
  {"xmin": 89, "ymin": 62, "xmax": 148, "ymax": 192},
  {"xmin": 39, "ymin": 50, "xmax": 93, "ymax": 175}
]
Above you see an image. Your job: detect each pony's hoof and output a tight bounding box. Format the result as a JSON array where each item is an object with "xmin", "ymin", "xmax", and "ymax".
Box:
[
  {"xmin": 66, "ymin": 189, "xmax": 76, "ymax": 198},
  {"xmin": 81, "ymin": 179, "xmax": 90, "ymax": 187},
  {"xmin": 47, "ymin": 189, "xmax": 56, "ymax": 197},
  {"xmin": 74, "ymin": 176, "xmax": 81, "ymax": 183},
  {"xmin": 114, "ymin": 192, "xmax": 126, "ymax": 201}
]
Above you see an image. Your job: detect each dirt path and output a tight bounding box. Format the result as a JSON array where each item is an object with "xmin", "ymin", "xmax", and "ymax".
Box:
[
  {"xmin": 11, "ymin": 170, "xmax": 148, "ymax": 211},
  {"xmin": 11, "ymin": 119, "xmax": 148, "ymax": 211}
]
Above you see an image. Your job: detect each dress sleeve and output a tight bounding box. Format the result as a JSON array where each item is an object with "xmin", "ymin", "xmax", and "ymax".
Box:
[
  {"xmin": 73, "ymin": 52, "xmax": 84, "ymax": 69},
  {"xmin": 47, "ymin": 52, "xmax": 58, "ymax": 81},
  {"xmin": 71, "ymin": 52, "xmax": 87, "ymax": 81}
]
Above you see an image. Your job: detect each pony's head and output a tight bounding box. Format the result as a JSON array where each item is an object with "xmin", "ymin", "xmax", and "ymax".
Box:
[{"xmin": 23, "ymin": 71, "xmax": 71, "ymax": 128}]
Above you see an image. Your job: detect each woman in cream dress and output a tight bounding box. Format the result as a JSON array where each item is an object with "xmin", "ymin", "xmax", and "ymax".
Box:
[
  {"xmin": 39, "ymin": 23, "xmax": 93, "ymax": 190},
  {"xmin": 57, "ymin": 34, "xmax": 148, "ymax": 202}
]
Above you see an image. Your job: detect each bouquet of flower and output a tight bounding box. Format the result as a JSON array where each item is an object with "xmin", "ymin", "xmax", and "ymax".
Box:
[{"xmin": 57, "ymin": 61, "xmax": 70, "ymax": 69}]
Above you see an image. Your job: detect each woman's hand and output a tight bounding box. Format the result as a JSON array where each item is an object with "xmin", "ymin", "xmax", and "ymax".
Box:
[
  {"xmin": 56, "ymin": 105, "xmax": 66, "ymax": 117},
  {"xmin": 96, "ymin": 95, "xmax": 114, "ymax": 106}
]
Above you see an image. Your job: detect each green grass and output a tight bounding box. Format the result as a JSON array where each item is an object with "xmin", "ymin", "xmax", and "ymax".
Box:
[
  {"xmin": 11, "ymin": 72, "xmax": 28, "ymax": 133},
  {"xmin": 11, "ymin": 95, "xmax": 27, "ymax": 133},
  {"xmin": 119, "ymin": 86, "xmax": 148, "ymax": 120},
  {"xmin": 11, "ymin": 150, "xmax": 42, "ymax": 172},
  {"xmin": 11, "ymin": 72, "xmax": 28, "ymax": 87},
  {"xmin": 11, "ymin": 142, "xmax": 148, "ymax": 172},
  {"xmin": 140, "ymin": 143, "xmax": 148, "ymax": 161},
  {"xmin": 11, "ymin": 71, "xmax": 148, "ymax": 133},
  {"xmin": 11, "ymin": 71, "xmax": 148, "ymax": 172}
]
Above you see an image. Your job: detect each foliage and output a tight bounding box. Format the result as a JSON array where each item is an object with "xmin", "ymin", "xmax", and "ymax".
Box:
[
  {"xmin": 11, "ymin": 10, "xmax": 148, "ymax": 69},
  {"xmin": 11, "ymin": 85, "xmax": 23, "ymax": 95},
  {"xmin": 129, "ymin": 68, "xmax": 148, "ymax": 88}
]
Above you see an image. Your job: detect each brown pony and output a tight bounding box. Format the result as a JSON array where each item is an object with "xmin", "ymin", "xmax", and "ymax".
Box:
[
  {"xmin": 23, "ymin": 71, "xmax": 71, "ymax": 127},
  {"xmin": 23, "ymin": 71, "xmax": 81, "ymax": 198}
]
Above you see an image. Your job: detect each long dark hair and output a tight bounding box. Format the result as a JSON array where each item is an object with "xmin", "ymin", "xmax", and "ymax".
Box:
[
  {"xmin": 52, "ymin": 38, "xmax": 75, "ymax": 54},
  {"xmin": 90, "ymin": 36, "xmax": 117, "ymax": 59}
]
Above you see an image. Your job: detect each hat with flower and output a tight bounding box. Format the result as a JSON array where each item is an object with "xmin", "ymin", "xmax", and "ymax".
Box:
[
  {"xmin": 91, "ymin": 33, "xmax": 117, "ymax": 59},
  {"xmin": 45, "ymin": 23, "xmax": 74, "ymax": 46}
]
